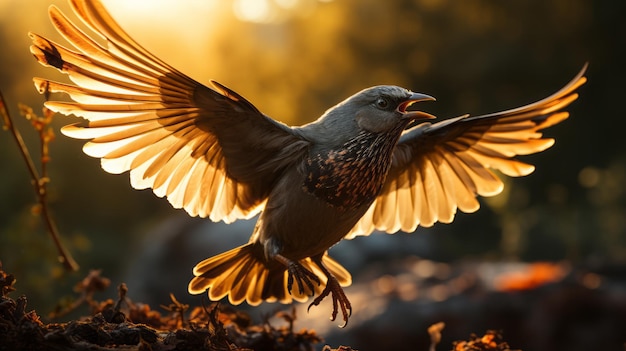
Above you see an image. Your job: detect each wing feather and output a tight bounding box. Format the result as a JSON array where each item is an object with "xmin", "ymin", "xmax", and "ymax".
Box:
[
  {"xmin": 347, "ymin": 65, "xmax": 587, "ymax": 238},
  {"xmin": 31, "ymin": 0, "xmax": 309, "ymax": 222}
]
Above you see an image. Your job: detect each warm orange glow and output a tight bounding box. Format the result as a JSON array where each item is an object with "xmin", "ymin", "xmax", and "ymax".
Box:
[
  {"xmin": 480, "ymin": 333, "xmax": 497, "ymax": 347},
  {"xmin": 494, "ymin": 262, "xmax": 568, "ymax": 292}
]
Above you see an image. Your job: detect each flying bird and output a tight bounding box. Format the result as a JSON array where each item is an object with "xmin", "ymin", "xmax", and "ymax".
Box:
[{"xmin": 30, "ymin": 0, "xmax": 586, "ymax": 327}]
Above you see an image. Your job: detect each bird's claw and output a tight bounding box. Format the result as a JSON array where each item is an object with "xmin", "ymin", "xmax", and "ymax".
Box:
[
  {"xmin": 307, "ymin": 275, "xmax": 352, "ymax": 327},
  {"xmin": 286, "ymin": 262, "xmax": 320, "ymax": 296}
]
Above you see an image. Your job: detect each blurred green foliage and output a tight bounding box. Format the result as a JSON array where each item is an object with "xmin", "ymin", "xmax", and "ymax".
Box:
[{"xmin": 0, "ymin": 0, "xmax": 624, "ymax": 317}]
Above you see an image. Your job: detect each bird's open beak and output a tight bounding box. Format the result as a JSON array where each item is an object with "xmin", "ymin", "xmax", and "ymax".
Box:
[{"xmin": 398, "ymin": 92, "xmax": 436, "ymax": 120}]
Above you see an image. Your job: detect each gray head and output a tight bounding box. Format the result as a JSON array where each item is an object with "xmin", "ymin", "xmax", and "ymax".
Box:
[{"xmin": 311, "ymin": 86, "xmax": 435, "ymax": 139}]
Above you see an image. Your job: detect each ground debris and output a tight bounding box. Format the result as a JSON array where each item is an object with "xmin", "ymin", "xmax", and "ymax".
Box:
[
  {"xmin": 452, "ymin": 330, "xmax": 518, "ymax": 351},
  {"xmin": 322, "ymin": 346, "xmax": 357, "ymax": 351},
  {"xmin": 0, "ymin": 263, "xmax": 16, "ymax": 296},
  {"xmin": 0, "ymin": 266, "xmax": 322, "ymax": 351}
]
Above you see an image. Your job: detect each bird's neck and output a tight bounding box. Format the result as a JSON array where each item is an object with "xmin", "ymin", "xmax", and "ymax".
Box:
[{"xmin": 303, "ymin": 124, "xmax": 407, "ymax": 210}]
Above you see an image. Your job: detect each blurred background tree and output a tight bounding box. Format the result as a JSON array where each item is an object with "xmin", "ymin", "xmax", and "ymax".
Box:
[{"xmin": 0, "ymin": 0, "xmax": 624, "ymax": 348}]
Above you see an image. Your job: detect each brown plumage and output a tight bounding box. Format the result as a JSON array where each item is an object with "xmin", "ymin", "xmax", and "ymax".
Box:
[{"xmin": 30, "ymin": 0, "xmax": 586, "ymax": 327}]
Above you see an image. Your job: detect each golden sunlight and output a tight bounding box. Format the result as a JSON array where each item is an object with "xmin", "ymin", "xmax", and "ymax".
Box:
[
  {"xmin": 101, "ymin": 0, "xmax": 223, "ymax": 36},
  {"xmin": 97, "ymin": 0, "xmax": 228, "ymax": 80},
  {"xmin": 233, "ymin": 0, "xmax": 274, "ymax": 23},
  {"xmin": 231, "ymin": 0, "xmax": 334, "ymax": 24}
]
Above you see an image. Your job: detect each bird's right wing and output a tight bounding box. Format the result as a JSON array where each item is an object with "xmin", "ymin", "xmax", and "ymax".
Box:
[
  {"xmin": 347, "ymin": 65, "xmax": 587, "ymax": 238},
  {"xmin": 30, "ymin": 0, "xmax": 309, "ymax": 222}
]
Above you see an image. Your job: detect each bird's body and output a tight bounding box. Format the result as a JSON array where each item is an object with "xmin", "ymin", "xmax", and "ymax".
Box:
[
  {"xmin": 189, "ymin": 86, "xmax": 434, "ymax": 316},
  {"xmin": 30, "ymin": 0, "xmax": 586, "ymax": 326},
  {"xmin": 259, "ymin": 119, "xmax": 404, "ymax": 259}
]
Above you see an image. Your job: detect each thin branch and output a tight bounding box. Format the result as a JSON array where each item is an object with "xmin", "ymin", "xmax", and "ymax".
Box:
[
  {"xmin": 161, "ymin": 293, "xmax": 189, "ymax": 328},
  {"xmin": 428, "ymin": 322, "xmax": 445, "ymax": 351},
  {"xmin": 0, "ymin": 90, "xmax": 79, "ymax": 272}
]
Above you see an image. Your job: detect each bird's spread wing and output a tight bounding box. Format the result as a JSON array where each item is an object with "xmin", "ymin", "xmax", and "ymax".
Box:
[
  {"xmin": 347, "ymin": 65, "xmax": 587, "ymax": 238},
  {"xmin": 30, "ymin": 0, "xmax": 309, "ymax": 222}
]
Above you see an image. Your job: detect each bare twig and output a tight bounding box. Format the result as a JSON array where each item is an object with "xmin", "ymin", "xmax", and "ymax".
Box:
[
  {"xmin": 0, "ymin": 90, "xmax": 79, "ymax": 272},
  {"xmin": 428, "ymin": 322, "xmax": 445, "ymax": 351},
  {"xmin": 48, "ymin": 269, "xmax": 110, "ymax": 319},
  {"xmin": 161, "ymin": 293, "xmax": 189, "ymax": 328},
  {"xmin": 0, "ymin": 262, "xmax": 17, "ymax": 297}
]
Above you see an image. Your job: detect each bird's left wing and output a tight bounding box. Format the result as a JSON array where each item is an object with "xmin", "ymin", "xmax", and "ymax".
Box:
[
  {"xmin": 30, "ymin": 0, "xmax": 309, "ymax": 222},
  {"xmin": 347, "ymin": 65, "xmax": 586, "ymax": 238}
]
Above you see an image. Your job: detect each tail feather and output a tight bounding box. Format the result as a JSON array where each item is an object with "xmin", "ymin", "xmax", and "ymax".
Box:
[{"xmin": 188, "ymin": 243, "xmax": 352, "ymax": 306}]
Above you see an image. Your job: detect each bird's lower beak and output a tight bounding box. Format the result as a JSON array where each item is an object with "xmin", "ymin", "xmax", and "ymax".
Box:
[{"xmin": 398, "ymin": 92, "xmax": 436, "ymax": 120}]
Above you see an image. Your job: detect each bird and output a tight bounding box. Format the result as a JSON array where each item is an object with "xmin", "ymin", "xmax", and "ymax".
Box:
[{"xmin": 30, "ymin": 0, "xmax": 586, "ymax": 327}]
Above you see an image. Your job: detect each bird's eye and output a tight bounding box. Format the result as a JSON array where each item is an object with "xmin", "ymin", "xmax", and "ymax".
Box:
[{"xmin": 375, "ymin": 97, "xmax": 389, "ymax": 109}]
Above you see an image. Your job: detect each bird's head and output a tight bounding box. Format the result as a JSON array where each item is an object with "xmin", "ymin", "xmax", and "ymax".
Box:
[
  {"xmin": 353, "ymin": 86, "xmax": 436, "ymax": 133},
  {"xmin": 319, "ymin": 86, "xmax": 435, "ymax": 135}
]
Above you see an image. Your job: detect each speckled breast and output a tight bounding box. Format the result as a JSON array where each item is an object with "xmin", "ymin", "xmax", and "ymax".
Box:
[{"xmin": 303, "ymin": 129, "xmax": 400, "ymax": 210}]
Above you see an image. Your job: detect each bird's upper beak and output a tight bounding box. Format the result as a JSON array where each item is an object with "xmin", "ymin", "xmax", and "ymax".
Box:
[{"xmin": 397, "ymin": 92, "xmax": 436, "ymax": 120}]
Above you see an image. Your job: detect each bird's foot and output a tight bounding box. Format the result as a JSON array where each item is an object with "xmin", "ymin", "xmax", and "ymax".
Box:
[
  {"xmin": 307, "ymin": 274, "xmax": 352, "ymax": 327},
  {"xmin": 275, "ymin": 254, "xmax": 320, "ymax": 296},
  {"xmin": 287, "ymin": 261, "xmax": 320, "ymax": 296}
]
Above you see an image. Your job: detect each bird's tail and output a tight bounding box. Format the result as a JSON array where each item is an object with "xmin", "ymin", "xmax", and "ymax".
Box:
[{"xmin": 188, "ymin": 243, "xmax": 351, "ymax": 305}]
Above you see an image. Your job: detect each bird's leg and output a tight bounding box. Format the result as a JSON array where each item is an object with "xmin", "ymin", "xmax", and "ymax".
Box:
[
  {"xmin": 307, "ymin": 255, "xmax": 352, "ymax": 327},
  {"xmin": 273, "ymin": 254, "xmax": 320, "ymax": 296}
]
